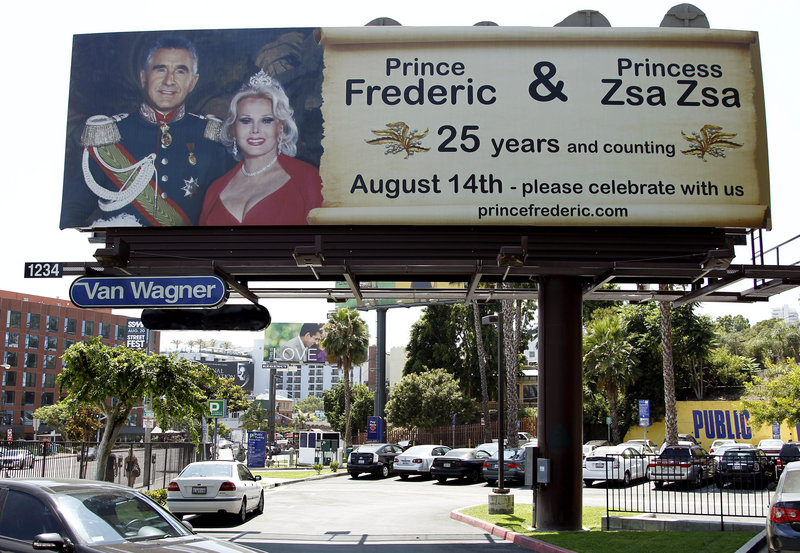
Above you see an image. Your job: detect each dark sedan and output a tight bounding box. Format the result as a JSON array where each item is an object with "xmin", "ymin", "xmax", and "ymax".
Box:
[
  {"xmin": 430, "ymin": 448, "xmax": 491, "ymax": 484},
  {"xmin": 715, "ymin": 448, "xmax": 776, "ymax": 489},
  {"xmin": 482, "ymin": 447, "xmax": 527, "ymax": 486},
  {"xmin": 348, "ymin": 443, "xmax": 403, "ymax": 478},
  {"xmin": 0, "ymin": 478, "xmax": 262, "ymax": 553}
]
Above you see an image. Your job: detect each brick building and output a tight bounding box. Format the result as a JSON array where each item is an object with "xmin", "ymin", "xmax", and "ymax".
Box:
[{"xmin": 0, "ymin": 290, "xmax": 158, "ymax": 439}]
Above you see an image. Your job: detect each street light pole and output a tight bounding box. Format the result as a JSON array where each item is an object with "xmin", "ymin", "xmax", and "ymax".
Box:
[{"xmin": 482, "ymin": 313, "xmax": 509, "ymax": 495}]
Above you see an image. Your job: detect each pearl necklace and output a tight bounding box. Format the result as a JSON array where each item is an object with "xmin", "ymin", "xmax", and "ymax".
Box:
[{"xmin": 241, "ymin": 155, "xmax": 278, "ymax": 177}]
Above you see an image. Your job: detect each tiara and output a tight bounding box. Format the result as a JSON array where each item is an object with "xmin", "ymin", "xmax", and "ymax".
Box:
[{"xmin": 249, "ymin": 69, "xmax": 274, "ymax": 89}]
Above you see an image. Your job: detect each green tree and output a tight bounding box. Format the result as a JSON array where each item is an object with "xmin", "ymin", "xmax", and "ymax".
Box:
[
  {"xmin": 583, "ymin": 312, "xmax": 637, "ymax": 443},
  {"xmin": 294, "ymin": 395, "xmax": 324, "ymax": 414},
  {"xmin": 59, "ymin": 338, "xmax": 216, "ymax": 480},
  {"xmin": 240, "ymin": 401, "xmax": 270, "ymax": 431},
  {"xmin": 323, "ymin": 382, "xmax": 374, "ymax": 436},
  {"xmin": 320, "ymin": 308, "xmax": 369, "ymax": 447},
  {"xmin": 33, "ymin": 401, "xmax": 103, "ymax": 442},
  {"xmin": 385, "ymin": 368, "xmax": 476, "ymax": 433},
  {"xmin": 742, "ymin": 359, "xmax": 800, "ymax": 428}
]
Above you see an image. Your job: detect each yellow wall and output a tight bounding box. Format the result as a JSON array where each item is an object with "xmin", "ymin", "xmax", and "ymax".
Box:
[{"xmin": 622, "ymin": 400, "xmax": 800, "ymax": 448}]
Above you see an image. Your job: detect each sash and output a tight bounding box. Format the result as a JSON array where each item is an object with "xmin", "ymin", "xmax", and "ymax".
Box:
[{"xmin": 82, "ymin": 144, "xmax": 191, "ymax": 226}]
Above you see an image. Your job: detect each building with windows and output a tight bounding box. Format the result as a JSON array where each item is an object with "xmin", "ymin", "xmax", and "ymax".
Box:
[{"xmin": 0, "ymin": 290, "xmax": 158, "ymax": 439}]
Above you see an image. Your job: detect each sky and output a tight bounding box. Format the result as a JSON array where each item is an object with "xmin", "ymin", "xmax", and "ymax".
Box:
[{"xmin": 3, "ymin": 0, "xmax": 799, "ymax": 352}]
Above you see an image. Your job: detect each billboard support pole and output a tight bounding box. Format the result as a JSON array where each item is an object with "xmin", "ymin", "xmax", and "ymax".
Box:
[
  {"xmin": 375, "ymin": 307, "xmax": 387, "ymax": 441},
  {"xmin": 536, "ymin": 276, "xmax": 583, "ymax": 531}
]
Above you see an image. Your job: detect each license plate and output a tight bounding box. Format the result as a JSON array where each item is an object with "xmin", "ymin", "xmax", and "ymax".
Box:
[
  {"xmin": 594, "ymin": 463, "xmax": 605, "ymax": 468},
  {"xmin": 443, "ymin": 462, "xmax": 452, "ymax": 468},
  {"xmin": 490, "ymin": 464, "xmax": 497, "ymax": 469},
  {"xmin": 191, "ymin": 486, "xmax": 206, "ymax": 495},
  {"xmin": 358, "ymin": 459, "xmax": 365, "ymax": 464}
]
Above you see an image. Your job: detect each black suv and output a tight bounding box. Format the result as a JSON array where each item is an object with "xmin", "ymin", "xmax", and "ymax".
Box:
[
  {"xmin": 715, "ymin": 448, "xmax": 776, "ymax": 489},
  {"xmin": 777, "ymin": 442, "xmax": 800, "ymax": 477},
  {"xmin": 348, "ymin": 443, "xmax": 403, "ymax": 478}
]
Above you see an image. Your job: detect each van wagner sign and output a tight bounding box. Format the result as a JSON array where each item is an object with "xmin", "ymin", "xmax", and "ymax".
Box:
[{"xmin": 61, "ymin": 27, "xmax": 769, "ymax": 229}]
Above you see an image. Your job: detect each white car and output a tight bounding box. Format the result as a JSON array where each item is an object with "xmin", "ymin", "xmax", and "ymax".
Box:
[
  {"xmin": 1, "ymin": 448, "xmax": 35, "ymax": 469},
  {"xmin": 167, "ymin": 460, "xmax": 264, "ymax": 522},
  {"xmin": 393, "ymin": 445, "xmax": 451, "ymax": 479},
  {"xmin": 708, "ymin": 439, "xmax": 737, "ymax": 455},
  {"xmin": 583, "ymin": 445, "xmax": 649, "ymax": 487},
  {"xmin": 622, "ymin": 440, "xmax": 658, "ymax": 455}
]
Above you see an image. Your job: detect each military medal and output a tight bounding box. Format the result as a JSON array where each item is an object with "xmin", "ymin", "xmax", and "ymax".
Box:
[
  {"xmin": 187, "ymin": 143, "xmax": 197, "ymax": 165},
  {"xmin": 160, "ymin": 122, "xmax": 172, "ymax": 148}
]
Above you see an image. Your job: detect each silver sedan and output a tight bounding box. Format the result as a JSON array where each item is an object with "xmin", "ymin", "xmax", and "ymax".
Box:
[{"xmin": 393, "ymin": 445, "xmax": 452, "ymax": 479}]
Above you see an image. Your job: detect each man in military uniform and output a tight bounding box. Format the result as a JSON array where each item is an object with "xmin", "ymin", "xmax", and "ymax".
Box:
[{"xmin": 66, "ymin": 36, "xmax": 229, "ymax": 227}]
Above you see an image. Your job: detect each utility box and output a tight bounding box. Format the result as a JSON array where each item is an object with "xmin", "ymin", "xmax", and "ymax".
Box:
[
  {"xmin": 524, "ymin": 444, "xmax": 538, "ymax": 487},
  {"xmin": 537, "ymin": 458, "xmax": 551, "ymax": 484}
]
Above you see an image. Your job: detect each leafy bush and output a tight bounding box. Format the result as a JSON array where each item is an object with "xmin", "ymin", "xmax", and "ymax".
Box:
[
  {"xmin": 329, "ymin": 461, "xmax": 339, "ymax": 472},
  {"xmin": 312, "ymin": 463, "xmax": 323, "ymax": 474},
  {"xmin": 142, "ymin": 488, "xmax": 167, "ymax": 506}
]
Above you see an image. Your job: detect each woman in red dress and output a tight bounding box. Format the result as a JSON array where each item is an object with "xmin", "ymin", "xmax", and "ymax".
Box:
[{"xmin": 199, "ymin": 71, "xmax": 322, "ymax": 225}]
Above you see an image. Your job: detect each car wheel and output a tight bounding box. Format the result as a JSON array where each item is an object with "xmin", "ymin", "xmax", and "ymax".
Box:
[
  {"xmin": 436, "ymin": 476, "xmax": 447, "ymax": 483},
  {"xmin": 583, "ymin": 479, "xmax": 593, "ymax": 488},
  {"xmin": 380, "ymin": 464, "xmax": 390, "ymax": 478},
  {"xmin": 399, "ymin": 474, "xmax": 409, "ymax": 480},
  {"xmin": 693, "ymin": 470, "xmax": 703, "ymax": 488},
  {"xmin": 255, "ymin": 491, "xmax": 264, "ymax": 515},
  {"xmin": 349, "ymin": 471, "xmax": 359, "ymax": 479},
  {"xmin": 469, "ymin": 470, "xmax": 483, "ymax": 484},
  {"xmin": 623, "ymin": 471, "xmax": 631, "ymax": 487},
  {"xmin": 236, "ymin": 498, "xmax": 247, "ymax": 524}
]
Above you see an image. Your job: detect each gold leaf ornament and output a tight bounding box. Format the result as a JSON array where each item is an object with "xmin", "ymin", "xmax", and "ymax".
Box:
[
  {"xmin": 366, "ymin": 122, "xmax": 430, "ymax": 158},
  {"xmin": 680, "ymin": 124, "xmax": 742, "ymax": 162}
]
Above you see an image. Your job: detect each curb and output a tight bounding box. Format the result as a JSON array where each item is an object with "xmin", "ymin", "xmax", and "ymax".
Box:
[
  {"xmin": 261, "ymin": 471, "xmax": 348, "ymax": 488},
  {"xmin": 450, "ymin": 509, "xmax": 576, "ymax": 553}
]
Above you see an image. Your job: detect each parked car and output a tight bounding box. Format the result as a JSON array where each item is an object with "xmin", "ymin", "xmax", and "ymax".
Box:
[
  {"xmin": 708, "ymin": 439, "xmax": 737, "ymax": 455},
  {"xmin": 77, "ymin": 447, "xmax": 98, "ymax": 462},
  {"xmin": 715, "ymin": 448, "xmax": 776, "ymax": 489},
  {"xmin": 518, "ymin": 432, "xmax": 536, "ymax": 443},
  {"xmin": 393, "ymin": 445, "xmax": 451, "ymax": 479},
  {"xmin": 582, "ymin": 440, "xmax": 612, "ymax": 461},
  {"xmin": 482, "ymin": 447, "xmax": 528, "ymax": 486},
  {"xmin": 759, "ymin": 439, "xmax": 785, "ymax": 458},
  {"xmin": 0, "ymin": 478, "xmax": 262, "ymax": 553},
  {"xmin": 622, "ymin": 439, "xmax": 658, "ymax": 455},
  {"xmin": 710, "ymin": 443, "xmax": 754, "ymax": 467},
  {"xmin": 767, "ymin": 459, "xmax": 800, "ymax": 552},
  {"xmin": 166, "ymin": 460, "xmax": 264, "ymax": 522},
  {"xmin": 777, "ymin": 442, "xmax": 800, "ymax": 477},
  {"xmin": 430, "ymin": 448, "xmax": 491, "ymax": 484},
  {"xmin": 0, "ymin": 449, "xmax": 34, "ymax": 469},
  {"xmin": 648, "ymin": 445, "xmax": 715, "ymax": 488},
  {"xmin": 347, "ymin": 443, "xmax": 403, "ymax": 479},
  {"xmin": 476, "ymin": 442, "xmax": 501, "ymax": 456},
  {"xmin": 583, "ymin": 445, "xmax": 649, "ymax": 487}
]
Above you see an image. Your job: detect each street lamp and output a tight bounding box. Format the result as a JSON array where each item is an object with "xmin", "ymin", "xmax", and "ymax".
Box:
[{"xmin": 482, "ymin": 313, "xmax": 509, "ymax": 496}]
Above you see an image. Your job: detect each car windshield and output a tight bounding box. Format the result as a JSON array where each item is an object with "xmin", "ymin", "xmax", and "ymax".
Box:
[
  {"xmin": 661, "ymin": 448, "xmax": 692, "ymax": 458},
  {"xmin": 55, "ymin": 490, "xmax": 187, "ymax": 545},
  {"xmin": 179, "ymin": 463, "xmax": 233, "ymax": 478},
  {"xmin": 355, "ymin": 444, "xmax": 384, "ymax": 453},
  {"xmin": 5, "ymin": 450, "xmax": 25, "ymax": 456},
  {"xmin": 403, "ymin": 446, "xmax": 434, "ymax": 456},
  {"xmin": 490, "ymin": 448, "xmax": 524, "ymax": 460},
  {"xmin": 723, "ymin": 451, "xmax": 755, "ymax": 460}
]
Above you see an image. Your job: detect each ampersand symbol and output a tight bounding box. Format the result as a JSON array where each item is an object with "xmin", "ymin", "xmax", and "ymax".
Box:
[{"xmin": 528, "ymin": 61, "xmax": 568, "ymax": 102}]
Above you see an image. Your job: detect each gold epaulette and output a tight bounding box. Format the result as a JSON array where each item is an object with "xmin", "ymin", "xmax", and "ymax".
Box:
[{"xmin": 81, "ymin": 114, "xmax": 127, "ymax": 148}]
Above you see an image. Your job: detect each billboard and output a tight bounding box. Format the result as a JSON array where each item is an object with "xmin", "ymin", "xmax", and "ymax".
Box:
[
  {"xmin": 61, "ymin": 27, "xmax": 769, "ymax": 229},
  {"xmin": 202, "ymin": 359, "xmax": 255, "ymax": 393},
  {"xmin": 263, "ymin": 322, "xmax": 327, "ymax": 365}
]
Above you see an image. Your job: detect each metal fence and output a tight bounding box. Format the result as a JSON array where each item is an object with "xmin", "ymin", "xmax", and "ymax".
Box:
[
  {"xmin": 353, "ymin": 418, "xmax": 538, "ymax": 448},
  {"xmin": 602, "ymin": 453, "xmax": 773, "ymax": 527},
  {"xmin": 0, "ymin": 441, "xmax": 196, "ymax": 491}
]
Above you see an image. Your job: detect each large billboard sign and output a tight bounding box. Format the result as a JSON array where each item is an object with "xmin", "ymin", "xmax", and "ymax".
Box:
[
  {"xmin": 61, "ymin": 27, "xmax": 769, "ymax": 229},
  {"xmin": 202, "ymin": 360, "xmax": 255, "ymax": 393},
  {"xmin": 263, "ymin": 322, "xmax": 327, "ymax": 365}
]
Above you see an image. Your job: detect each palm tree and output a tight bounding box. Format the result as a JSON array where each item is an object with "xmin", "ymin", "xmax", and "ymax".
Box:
[
  {"xmin": 583, "ymin": 312, "xmax": 637, "ymax": 443},
  {"xmin": 171, "ymin": 338, "xmax": 182, "ymax": 352},
  {"xmin": 239, "ymin": 401, "xmax": 270, "ymax": 431},
  {"xmin": 660, "ymin": 285, "xmax": 679, "ymax": 447},
  {"xmin": 320, "ymin": 308, "xmax": 369, "ymax": 448}
]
